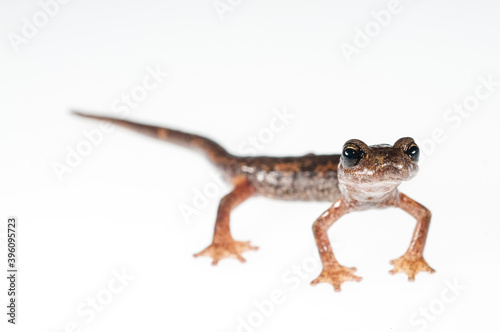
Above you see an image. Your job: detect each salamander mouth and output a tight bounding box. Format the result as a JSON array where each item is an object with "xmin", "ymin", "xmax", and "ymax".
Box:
[
  {"xmin": 342, "ymin": 180, "xmax": 402, "ymax": 191},
  {"xmin": 338, "ymin": 173, "xmax": 410, "ymax": 185},
  {"xmin": 339, "ymin": 161, "xmax": 418, "ymax": 184}
]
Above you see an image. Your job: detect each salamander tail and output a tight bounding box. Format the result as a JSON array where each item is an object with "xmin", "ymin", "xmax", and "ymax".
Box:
[{"xmin": 72, "ymin": 111, "xmax": 235, "ymax": 167}]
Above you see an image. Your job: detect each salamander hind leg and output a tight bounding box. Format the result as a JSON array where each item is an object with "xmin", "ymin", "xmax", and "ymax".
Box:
[{"xmin": 194, "ymin": 178, "xmax": 258, "ymax": 265}]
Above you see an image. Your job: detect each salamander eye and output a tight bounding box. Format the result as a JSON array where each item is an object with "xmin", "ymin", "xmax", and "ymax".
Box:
[
  {"xmin": 342, "ymin": 144, "xmax": 362, "ymax": 167},
  {"xmin": 405, "ymin": 143, "xmax": 420, "ymax": 162}
]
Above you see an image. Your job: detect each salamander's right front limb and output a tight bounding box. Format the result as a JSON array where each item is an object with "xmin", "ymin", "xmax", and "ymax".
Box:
[{"xmin": 311, "ymin": 199, "xmax": 362, "ymax": 291}]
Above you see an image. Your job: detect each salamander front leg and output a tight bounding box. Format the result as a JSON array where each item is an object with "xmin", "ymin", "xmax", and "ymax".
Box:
[
  {"xmin": 390, "ymin": 193, "xmax": 435, "ymax": 281},
  {"xmin": 194, "ymin": 178, "xmax": 258, "ymax": 265},
  {"xmin": 311, "ymin": 199, "xmax": 362, "ymax": 292}
]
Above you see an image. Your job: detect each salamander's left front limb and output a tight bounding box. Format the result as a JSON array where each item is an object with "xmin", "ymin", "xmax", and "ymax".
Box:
[
  {"xmin": 390, "ymin": 193, "xmax": 435, "ymax": 280},
  {"xmin": 311, "ymin": 199, "xmax": 362, "ymax": 291}
]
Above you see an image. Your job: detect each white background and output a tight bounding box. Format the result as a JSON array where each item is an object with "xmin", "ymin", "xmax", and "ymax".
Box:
[{"xmin": 1, "ymin": 0, "xmax": 500, "ymax": 331}]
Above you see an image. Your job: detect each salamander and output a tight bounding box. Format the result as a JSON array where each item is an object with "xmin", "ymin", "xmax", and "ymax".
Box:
[{"xmin": 74, "ymin": 111, "xmax": 434, "ymax": 291}]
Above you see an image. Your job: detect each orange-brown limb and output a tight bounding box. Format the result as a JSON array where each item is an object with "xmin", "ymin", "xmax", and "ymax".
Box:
[
  {"xmin": 389, "ymin": 193, "xmax": 435, "ymax": 280},
  {"xmin": 194, "ymin": 178, "xmax": 258, "ymax": 265},
  {"xmin": 311, "ymin": 199, "xmax": 362, "ymax": 291}
]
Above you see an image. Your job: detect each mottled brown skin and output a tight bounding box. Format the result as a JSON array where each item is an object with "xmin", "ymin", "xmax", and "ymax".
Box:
[{"xmin": 74, "ymin": 112, "xmax": 434, "ymax": 291}]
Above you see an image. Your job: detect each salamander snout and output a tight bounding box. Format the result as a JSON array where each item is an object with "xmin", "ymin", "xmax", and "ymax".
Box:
[{"xmin": 338, "ymin": 137, "xmax": 420, "ymax": 185}]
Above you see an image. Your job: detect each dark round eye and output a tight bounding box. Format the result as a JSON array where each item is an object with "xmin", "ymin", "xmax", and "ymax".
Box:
[
  {"xmin": 342, "ymin": 145, "xmax": 362, "ymax": 167},
  {"xmin": 406, "ymin": 143, "xmax": 420, "ymax": 162}
]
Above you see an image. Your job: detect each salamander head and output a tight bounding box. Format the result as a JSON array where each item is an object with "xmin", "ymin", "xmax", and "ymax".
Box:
[{"xmin": 337, "ymin": 137, "xmax": 420, "ymax": 203}]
